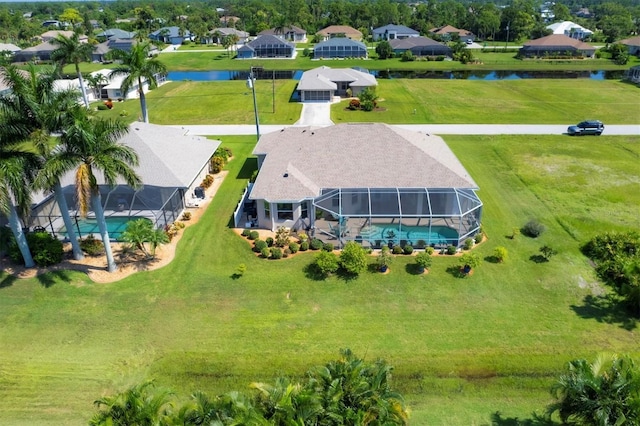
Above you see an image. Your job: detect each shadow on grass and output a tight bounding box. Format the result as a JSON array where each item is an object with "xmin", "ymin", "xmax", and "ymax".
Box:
[
  {"xmin": 35, "ymin": 269, "xmax": 73, "ymax": 288},
  {"xmin": 303, "ymin": 262, "xmax": 328, "ymax": 281},
  {"xmin": 236, "ymin": 157, "xmax": 257, "ymax": 180},
  {"xmin": 446, "ymin": 265, "xmax": 467, "ymax": 278},
  {"xmin": 529, "ymin": 254, "xmax": 548, "ymax": 264},
  {"xmin": 484, "ymin": 255, "xmax": 500, "ymax": 264},
  {"xmin": 0, "ymin": 274, "xmax": 17, "ymax": 289},
  {"xmin": 571, "ymin": 294, "xmax": 638, "ymax": 331},
  {"xmin": 404, "ymin": 263, "xmax": 423, "ymax": 275},
  {"xmin": 487, "ymin": 411, "xmax": 557, "ymax": 426}
]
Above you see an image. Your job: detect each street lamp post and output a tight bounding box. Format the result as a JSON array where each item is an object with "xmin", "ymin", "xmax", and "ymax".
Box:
[
  {"xmin": 247, "ymin": 67, "xmax": 260, "ymax": 141},
  {"xmin": 505, "ymin": 22, "xmax": 510, "ymax": 50}
]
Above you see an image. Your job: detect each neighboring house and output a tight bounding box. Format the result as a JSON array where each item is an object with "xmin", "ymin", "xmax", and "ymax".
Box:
[
  {"xmin": 237, "ymin": 35, "xmax": 295, "ymax": 59},
  {"xmin": 429, "ymin": 25, "xmax": 475, "ymax": 42},
  {"xmin": 40, "ymin": 30, "xmax": 88, "ymax": 43},
  {"xmin": 540, "ymin": 1, "xmax": 555, "ymax": 22},
  {"xmin": 259, "ymin": 25, "xmax": 307, "ymax": 42},
  {"xmin": 546, "ymin": 21, "xmax": 593, "ymax": 40},
  {"xmin": 12, "ymin": 40, "xmax": 58, "ymax": 62},
  {"xmin": 29, "ymin": 123, "xmax": 220, "ymax": 235},
  {"xmin": 96, "ymin": 28, "xmax": 136, "ymax": 41},
  {"xmin": 248, "ymin": 123, "xmax": 482, "ymax": 249},
  {"xmin": 620, "ymin": 36, "xmax": 640, "ymax": 56},
  {"xmin": 313, "ymin": 38, "xmax": 368, "ymax": 59},
  {"xmin": 317, "ymin": 25, "xmax": 362, "ymax": 41},
  {"xmin": 91, "ymin": 39, "xmax": 158, "ymax": 62},
  {"xmin": 575, "ymin": 8, "xmax": 592, "ymax": 18},
  {"xmin": 42, "ymin": 19, "xmax": 61, "ymax": 28},
  {"xmin": 389, "ymin": 37, "xmax": 452, "ymax": 57},
  {"xmin": 0, "ymin": 43, "xmax": 21, "ymax": 53},
  {"xmin": 220, "ymin": 15, "xmax": 240, "ymax": 27},
  {"xmin": 52, "ymin": 77, "xmax": 95, "ymax": 103},
  {"xmin": 89, "ymin": 68, "xmax": 166, "ymax": 100},
  {"xmin": 89, "ymin": 20, "xmax": 101, "ymax": 29},
  {"xmin": 297, "ymin": 66, "xmax": 377, "ymax": 102},
  {"xmin": 372, "ymin": 24, "xmax": 419, "ymax": 41},
  {"xmin": 625, "ymin": 65, "xmax": 640, "ymax": 84},
  {"xmin": 206, "ymin": 27, "xmax": 249, "ymax": 45},
  {"xmin": 149, "ymin": 26, "xmax": 192, "ymax": 44},
  {"xmin": 519, "ymin": 34, "xmax": 596, "ymax": 58}
]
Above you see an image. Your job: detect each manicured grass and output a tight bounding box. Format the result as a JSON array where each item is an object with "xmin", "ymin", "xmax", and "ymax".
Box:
[
  {"xmin": 332, "ymin": 79, "xmax": 640, "ymax": 124},
  {"xmin": 90, "ymin": 80, "xmax": 302, "ymax": 125},
  {"xmin": 155, "ymin": 50, "xmax": 639, "ymax": 71},
  {"xmin": 0, "ymin": 134, "xmax": 638, "ymax": 425}
]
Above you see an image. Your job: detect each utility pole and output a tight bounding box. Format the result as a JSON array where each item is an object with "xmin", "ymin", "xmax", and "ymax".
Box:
[{"xmin": 247, "ymin": 67, "xmax": 260, "ymax": 141}]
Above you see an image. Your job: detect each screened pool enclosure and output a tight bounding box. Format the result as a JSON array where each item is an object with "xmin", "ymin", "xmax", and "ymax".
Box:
[{"xmin": 312, "ymin": 187, "xmax": 482, "ymax": 249}]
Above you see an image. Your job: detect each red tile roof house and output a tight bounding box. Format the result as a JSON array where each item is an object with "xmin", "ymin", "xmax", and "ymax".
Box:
[
  {"xmin": 429, "ymin": 25, "xmax": 475, "ymax": 42},
  {"xmin": 620, "ymin": 36, "xmax": 640, "ymax": 56},
  {"xmin": 519, "ymin": 34, "xmax": 596, "ymax": 58},
  {"xmin": 316, "ymin": 25, "xmax": 363, "ymax": 41}
]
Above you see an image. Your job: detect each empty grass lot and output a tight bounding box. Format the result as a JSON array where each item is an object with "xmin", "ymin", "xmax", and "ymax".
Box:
[
  {"xmin": 0, "ymin": 134, "xmax": 638, "ymax": 425},
  {"xmin": 332, "ymin": 79, "xmax": 640, "ymax": 124}
]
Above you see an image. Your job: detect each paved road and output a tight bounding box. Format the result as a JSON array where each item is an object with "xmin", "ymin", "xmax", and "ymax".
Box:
[{"xmin": 171, "ymin": 124, "xmax": 640, "ymax": 136}]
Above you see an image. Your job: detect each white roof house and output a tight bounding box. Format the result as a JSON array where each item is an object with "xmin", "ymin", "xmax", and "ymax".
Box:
[
  {"xmin": 297, "ymin": 66, "xmax": 377, "ymax": 102},
  {"xmin": 546, "ymin": 21, "xmax": 593, "ymax": 40}
]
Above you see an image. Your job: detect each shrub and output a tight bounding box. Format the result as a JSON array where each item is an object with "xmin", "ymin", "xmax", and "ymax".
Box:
[
  {"xmin": 310, "ymin": 238, "xmax": 323, "ymax": 250},
  {"xmin": 401, "ymin": 49, "xmax": 415, "ymax": 62},
  {"xmin": 540, "ymin": 245, "xmax": 557, "ymax": 261},
  {"xmin": 494, "ymin": 246, "xmax": 508, "ymax": 263},
  {"xmin": 322, "ymin": 242, "xmax": 334, "ymax": 252},
  {"xmin": 425, "ymin": 247, "xmax": 435, "ymax": 255},
  {"xmin": 236, "ymin": 263, "xmax": 246, "ymax": 276},
  {"xmin": 348, "ymin": 99, "xmax": 361, "ymax": 110},
  {"xmin": 241, "ymin": 229, "xmax": 251, "ymax": 237},
  {"xmin": 248, "ymin": 231, "xmax": 259, "ymax": 240},
  {"xmin": 275, "ymin": 226, "xmax": 290, "ymax": 247},
  {"xmin": 403, "ymin": 245, "xmax": 414, "ymax": 255},
  {"xmin": 283, "ymin": 248, "xmax": 291, "ymax": 258},
  {"xmin": 260, "ymin": 247, "xmax": 271, "ymax": 258},
  {"xmin": 265, "ymin": 237, "xmax": 274, "ymax": 247},
  {"xmin": 314, "ymin": 251, "xmax": 339, "ymax": 276},
  {"xmin": 377, "ymin": 246, "xmax": 393, "ymax": 270},
  {"xmin": 97, "ymin": 104, "xmax": 108, "ymax": 110},
  {"xmin": 270, "ymin": 247, "xmax": 283, "ymax": 259},
  {"xmin": 416, "ymin": 239, "xmax": 426, "ymax": 249},
  {"xmin": 104, "ymin": 100, "xmax": 113, "ymax": 109},
  {"xmin": 510, "ymin": 228, "xmax": 520, "ymax": 239},
  {"xmin": 201, "ymin": 174, "xmax": 214, "ymax": 188},
  {"xmin": 300, "ymin": 241, "xmax": 309, "ymax": 251},
  {"xmin": 464, "ymin": 238, "xmax": 474, "ymax": 250},
  {"xmin": 460, "ymin": 252, "xmax": 481, "ymax": 269},
  {"xmin": 79, "ymin": 234, "xmax": 104, "ymax": 256},
  {"xmin": 446, "ymin": 245, "xmax": 457, "ymax": 255},
  {"xmin": 289, "ymin": 242, "xmax": 299, "ymax": 254},
  {"xmin": 415, "ymin": 251, "xmax": 432, "ymax": 271},
  {"xmin": 254, "ymin": 239, "xmax": 267, "ymax": 252},
  {"xmin": 210, "ymin": 156, "xmax": 225, "ymax": 174},
  {"xmin": 523, "ymin": 219, "xmax": 546, "ymax": 238},
  {"xmin": 297, "ymin": 232, "xmax": 309, "ymax": 243},
  {"xmin": 339, "ymin": 241, "xmax": 368, "ymax": 275},
  {"xmin": 9, "ymin": 231, "xmax": 64, "ymax": 267},
  {"xmin": 474, "ymin": 233, "xmax": 483, "ymax": 244},
  {"xmin": 181, "ymin": 211, "xmax": 192, "ymax": 221}
]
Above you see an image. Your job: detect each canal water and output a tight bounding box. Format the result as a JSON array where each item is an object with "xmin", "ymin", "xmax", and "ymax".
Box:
[{"xmin": 167, "ymin": 69, "xmax": 624, "ymax": 81}]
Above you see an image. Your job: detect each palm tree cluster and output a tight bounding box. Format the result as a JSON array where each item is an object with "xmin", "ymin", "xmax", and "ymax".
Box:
[
  {"xmin": 90, "ymin": 349, "xmax": 409, "ymax": 425},
  {"xmin": 0, "ymin": 64, "xmax": 141, "ymax": 272}
]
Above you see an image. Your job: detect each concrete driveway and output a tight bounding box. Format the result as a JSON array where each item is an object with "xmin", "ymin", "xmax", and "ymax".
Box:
[{"xmin": 294, "ymin": 102, "xmax": 334, "ymax": 126}]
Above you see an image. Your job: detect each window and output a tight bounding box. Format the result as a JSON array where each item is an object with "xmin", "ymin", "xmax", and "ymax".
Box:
[
  {"xmin": 301, "ymin": 202, "xmax": 308, "ymax": 219},
  {"xmin": 264, "ymin": 201, "xmax": 271, "ymax": 219},
  {"xmin": 277, "ymin": 203, "xmax": 293, "ymax": 220}
]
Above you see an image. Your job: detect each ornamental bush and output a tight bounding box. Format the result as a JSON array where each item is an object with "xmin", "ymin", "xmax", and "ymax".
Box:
[
  {"xmin": 392, "ymin": 245, "xmax": 403, "ymax": 255},
  {"xmin": 289, "ymin": 242, "xmax": 299, "ymax": 254},
  {"xmin": 415, "ymin": 251, "xmax": 432, "ymax": 270},
  {"xmin": 260, "ymin": 247, "xmax": 271, "ymax": 258},
  {"xmin": 9, "ymin": 231, "xmax": 63, "ymax": 267},
  {"xmin": 403, "ymin": 245, "xmax": 413, "ymax": 255},
  {"xmin": 494, "ymin": 246, "xmax": 508, "ymax": 263},
  {"xmin": 79, "ymin": 234, "xmax": 104, "ymax": 256},
  {"xmin": 339, "ymin": 241, "xmax": 368, "ymax": 275},
  {"xmin": 254, "ymin": 239, "xmax": 267, "ymax": 252},
  {"xmin": 446, "ymin": 245, "xmax": 457, "ymax": 255},
  {"xmin": 464, "ymin": 238, "xmax": 474, "ymax": 250},
  {"xmin": 300, "ymin": 241, "xmax": 309, "ymax": 251},
  {"xmin": 270, "ymin": 247, "xmax": 283, "ymax": 259},
  {"xmin": 310, "ymin": 238, "xmax": 323, "ymax": 250},
  {"xmin": 265, "ymin": 237, "xmax": 274, "ymax": 247},
  {"xmin": 314, "ymin": 251, "xmax": 339, "ymax": 276},
  {"xmin": 322, "ymin": 242, "xmax": 334, "ymax": 252},
  {"xmin": 241, "ymin": 229, "xmax": 251, "ymax": 237},
  {"xmin": 523, "ymin": 219, "xmax": 546, "ymax": 238},
  {"xmin": 248, "ymin": 231, "xmax": 259, "ymax": 240}
]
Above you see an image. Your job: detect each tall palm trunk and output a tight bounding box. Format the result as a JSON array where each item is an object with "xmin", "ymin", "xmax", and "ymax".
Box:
[
  {"xmin": 138, "ymin": 76, "xmax": 148, "ymax": 123},
  {"xmin": 75, "ymin": 63, "xmax": 90, "ymax": 108},
  {"xmin": 54, "ymin": 182, "xmax": 83, "ymax": 260},
  {"xmin": 7, "ymin": 204, "xmax": 34, "ymax": 268},
  {"xmin": 91, "ymin": 193, "xmax": 116, "ymax": 272}
]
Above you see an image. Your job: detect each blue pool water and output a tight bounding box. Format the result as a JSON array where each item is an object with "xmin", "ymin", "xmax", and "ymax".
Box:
[
  {"xmin": 359, "ymin": 224, "xmax": 458, "ymax": 246},
  {"xmin": 62, "ymin": 216, "xmax": 151, "ymax": 241}
]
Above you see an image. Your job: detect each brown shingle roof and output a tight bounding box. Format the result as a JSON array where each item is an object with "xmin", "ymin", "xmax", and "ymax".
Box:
[
  {"xmin": 620, "ymin": 35, "xmax": 640, "ymax": 47},
  {"xmin": 317, "ymin": 25, "xmax": 362, "ymax": 39},
  {"xmin": 250, "ymin": 124, "xmax": 477, "ymax": 202},
  {"xmin": 523, "ymin": 34, "xmax": 594, "ymax": 49}
]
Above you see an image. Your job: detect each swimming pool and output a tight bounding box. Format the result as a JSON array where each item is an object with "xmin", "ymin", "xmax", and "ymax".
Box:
[
  {"xmin": 359, "ymin": 224, "xmax": 458, "ymax": 246},
  {"xmin": 61, "ymin": 216, "xmax": 152, "ymax": 241}
]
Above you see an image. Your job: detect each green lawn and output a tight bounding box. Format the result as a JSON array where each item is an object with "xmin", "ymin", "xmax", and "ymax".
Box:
[
  {"xmin": 156, "ymin": 50, "xmax": 639, "ymax": 72},
  {"xmin": 332, "ymin": 79, "xmax": 640, "ymax": 124},
  {"xmin": 0, "ymin": 134, "xmax": 638, "ymax": 425}
]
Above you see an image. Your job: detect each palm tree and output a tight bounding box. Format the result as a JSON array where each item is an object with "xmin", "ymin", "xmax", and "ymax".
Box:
[
  {"xmin": 1, "ymin": 64, "xmax": 86, "ymax": 261},
  {"xmin": 547, "ymin": 354, "xmax": 640, "ymax": 425},
  {"xmin": 50, "ymin": 32, "xmax": 94, "ymax": 108},
  {"xmin": 108, "ymin": 42, "xmax": 167, "ymax": 123},
  {"xmin": 51, "ymin": 111, "xmax": 141, "ymax": 272},
  {"xmin": 251, "ymin": 377, "xmax": 323, "ymax": 424},
  {"xmin": 84, "ymin": 73, "xmax": 108, "ymax": 100},
  {"xmin": 90, "ymin": 381, "xmax": 173, "ymax": 425},
  {"xmin": 175, "ymin": 390, "xmax": 268, "ymax": 425}
]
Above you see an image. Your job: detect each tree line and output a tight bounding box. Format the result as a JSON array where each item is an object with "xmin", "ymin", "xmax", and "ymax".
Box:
[{"xmin": 0, "ymin": 0, "xmax": 638, "ymax": 48}]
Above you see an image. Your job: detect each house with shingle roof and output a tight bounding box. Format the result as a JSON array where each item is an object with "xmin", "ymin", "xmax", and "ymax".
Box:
[
  {"xmin": 519, "ymin": 34, "xmax": 596, "ymax": 58},
  {"xmin": 429, "ymin": 25, "xmax": 475, "ymax": 42},
  {"xmin": 546, "ymin": 21, "xmax": 593, "ymax": 40},
  {"xmin": 313, "ymin": 38, "xmax": 368, "ymax": 59},
  {"xmin": 149, "ymin": 26, "xmax": 193, "ymax": 44},
  {"xmin": 96, "ymin": 28, "xmax": 136, "ymax": 41},
  {"xmin": 237, "ymin": 35, "xmax": 295, "ymax": 59},
  {"xmin": 317, "ymin": 25, "xmax": 363, "ymax": 41},
  {"xmin": 91, "ymin": 39, "xmax": 158, "ymax": 63},
  {"xmin": 297, "ymin": 66, "xmax": 376, "ymax": 102},
  {"xmin": 620, "ymin": 36, "xmax": 640, "ymax": 56},
  {"xmin": 12, "ymin": 40, "xmax": 58, "ymax": 62},
  {"xmin": 40, "ymin": 30, "xmax": 88, "ymax": 43},
  {"xmin": 373, "ymin": 24, "xmax": 419, "ymax": 41},
  {"xmin": 390, "ymin": 36, "xmax": 452, "ymax": 57},
  {"xmin": 248, "ymin": 123, "xmax": 482, "ymax": 248},
  {"xmin": 29, "ymin": 123, "xmax": 220, "ymax": 236},
  {"xmin": 259, "ymin": 25, "xmax": 307, "ymax": 42},
  {"xmin": 207, "ymin": 27, "xmax": 249, "ymax": 45}
]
